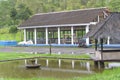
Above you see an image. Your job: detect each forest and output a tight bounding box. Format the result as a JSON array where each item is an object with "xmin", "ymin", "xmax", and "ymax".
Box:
[
  {"xmin": 0, "ymin": 0, "xmax": 120, "ymax": 28},
  {"xmin": 0, "ymin": 0, "xmax": 120, "ymax": 41}
]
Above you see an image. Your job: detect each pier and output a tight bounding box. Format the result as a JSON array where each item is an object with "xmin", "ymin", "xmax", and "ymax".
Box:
[{"xmin": 93, "ymin": 49, "xmax": 120, "ymax": 68}]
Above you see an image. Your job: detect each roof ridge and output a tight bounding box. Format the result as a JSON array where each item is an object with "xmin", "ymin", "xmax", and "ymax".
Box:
[{"xmin": 35, "ymin": 7, "xmax": 107, "ymax": 16}]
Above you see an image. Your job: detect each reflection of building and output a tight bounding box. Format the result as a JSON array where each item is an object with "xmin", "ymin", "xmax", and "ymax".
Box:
[
  {"xmin": 18, "ymin": 8, "xmax": 109, "ymax": 46},
  {"xmin": 45, "ymin": 59, "xmax": 93, "ymax": 73},
  {"xmin": 25, "ymin": 59, "xmax": 40, "ymax": 68}
]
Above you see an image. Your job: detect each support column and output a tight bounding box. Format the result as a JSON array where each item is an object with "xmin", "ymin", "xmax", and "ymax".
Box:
[
  {"xmin": 28, "ymin": 31, "xmax": 30, "ymax": 40},
  {"xmin": 95, "ymin": 39, "xmax": 98, "ymax": 51},
  {"xmin": 86, "ymin": 25, "xmax": 90, "ymax": 45},
  {"xmin": 100, "ymin": 38, "xmax": 103, "ymax": 60},
  {"xmin": 71, "ymin": 26, "xmax": 74, "ymax": 45},
  {"xmin": 98, "ymin": 15, "xmax": 100, "ymax": 22},
  {"xmin": 46, "ymin": 27, "xmax": 48, "ymax": 45},
  {"xmin": 24, "ymin": 29, "xmax": 27, "ymax": 42},
  {"xmin": 34, "ymin": 28, "xmax": 37, "ymax": 44},
  {"xmin": 58, "ymin": 27, "xmax": 60, "ymax": 44},
  {"xmin": 107, "ymin": 36, "xmax": 110, "ymax": 45},
  {"xmin": 31, "ymin": 31, "xmax": 33, "ymax": 40}
]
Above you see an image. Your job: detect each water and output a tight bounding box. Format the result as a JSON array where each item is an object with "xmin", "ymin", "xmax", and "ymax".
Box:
[{"xmin": 0, "ymin": 58, "xmax": 119, "ymax": 79}]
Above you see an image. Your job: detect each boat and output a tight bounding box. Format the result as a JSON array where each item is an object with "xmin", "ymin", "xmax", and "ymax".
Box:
[{"xmin": 25, "ymin": 64, "xmax": 41, "ymax": 69}]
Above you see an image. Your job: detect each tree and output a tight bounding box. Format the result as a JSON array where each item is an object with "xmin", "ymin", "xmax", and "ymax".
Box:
[
  {"xmin": 108, "ymin": 0, "xmax": 120, "ymax": 12},
  {"xmin": 9, "ymin": 26, "xmax": 18, "ymax": 39},
  {"xmin": 0, "ymin": 0, "xmax": 16, "ymax": 27},
  {"xmin": 10, "ymin": 8, "xmax": 17, "ymax": 25},
  {"xmin": 17, "ymin": 3, "xmax": 32, "ymax": 21}
]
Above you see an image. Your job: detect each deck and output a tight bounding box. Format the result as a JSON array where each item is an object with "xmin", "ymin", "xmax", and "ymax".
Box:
[{"xmin": 93, "ymin": 49, "xmax": 120, "ymax": 61}]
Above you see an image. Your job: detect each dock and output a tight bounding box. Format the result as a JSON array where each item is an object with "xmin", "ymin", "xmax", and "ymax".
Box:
[{"xmin": 92, "ymin": 49, "xmax": 120, "ymax": 68}]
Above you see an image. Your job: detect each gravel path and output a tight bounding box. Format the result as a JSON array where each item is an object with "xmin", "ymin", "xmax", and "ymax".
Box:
[{"xmin": 0, "ymin": 46, "xmax": 95, "ymax": 54}]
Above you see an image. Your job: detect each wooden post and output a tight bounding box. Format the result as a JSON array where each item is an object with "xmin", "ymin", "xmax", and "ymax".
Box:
[
  {"xmin": 99, "ymin": 38, "xmax": 104, "ymax": 68},
  {"xmin": 100, "ymin": 38, "xmax": 103, "ymax": 60},
  {"xmin": 99, "ymin": 61, "xmax": 104, "ymax": 68},
  {"xmin": 94, "ymin": 61, "xmax": 104, "ymax": 69},
  {"xmin": 95, "ymin": 39, "xmax": 98, "ymax": 51},
  {"xmin": 94, "ymin": 61, "xmax": 99, "ymax": 68}
]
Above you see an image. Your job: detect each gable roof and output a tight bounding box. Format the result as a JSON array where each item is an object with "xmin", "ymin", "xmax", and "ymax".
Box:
[
  {"xmin": 19, "ymin": 7, "xmax": 107, "ymax": 28},
  {"xmin": 84, "ymin": 12, "xmax": 120, "ymax": 44}
]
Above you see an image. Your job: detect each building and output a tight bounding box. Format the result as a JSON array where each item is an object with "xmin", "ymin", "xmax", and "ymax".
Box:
[
  {"xmin": 18, "ymin": 7, "xmax": 109, "ymax": 46},
  {"xmin": 85, "ymin": 12, "xmax": 120, "ymax": 48}
]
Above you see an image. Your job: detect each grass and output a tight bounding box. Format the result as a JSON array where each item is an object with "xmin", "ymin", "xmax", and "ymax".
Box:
[
  {"xmin": 0, "ymin": 28, "xmax": 22, "ymax": 42},
  {"xmin": 1, "ymin": 77, "xmax": 60, "ymax": 80},
  {"xmin": 74, "ymin": 68, "xmax": 120, "ymax": 80},
  {"xmin": 0, "ymin": 52, "xmax": 90, "ymax": 61},
  {"xmin": 0, "ymin": 52, "xmax": 38, "ymax": 60},
  {"xmin": 38, "ymin": 53, "xmax": 90, "ymax": 58}
]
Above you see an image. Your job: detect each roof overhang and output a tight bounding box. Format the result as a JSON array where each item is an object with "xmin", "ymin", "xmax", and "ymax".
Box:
[{"xmin": 18, "ymin": 22, "xmax": 97, "ymax": 29}]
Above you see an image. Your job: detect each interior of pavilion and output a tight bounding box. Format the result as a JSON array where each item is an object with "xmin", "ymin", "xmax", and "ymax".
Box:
[{"xmin": 25, "ymin": 26, "xmax": 89, "ymax": 45}]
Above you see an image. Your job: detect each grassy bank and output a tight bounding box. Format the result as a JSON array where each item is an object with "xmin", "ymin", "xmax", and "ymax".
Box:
[
  {"xmin": 74, "ymin": 68, "xmax": 120, "ymax": 80},
  {"xmin": 1, "ymin": 77, "xmax": 60, "ymax": 80},
  {"xmin": 0, "ymin": 52, "xmax": 90, "ymax": 61}
]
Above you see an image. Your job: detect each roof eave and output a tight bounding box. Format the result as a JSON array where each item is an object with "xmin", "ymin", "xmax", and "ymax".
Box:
[{"xmin": 18, "ymin": 23, "xmax": 94, "ymax": 29}]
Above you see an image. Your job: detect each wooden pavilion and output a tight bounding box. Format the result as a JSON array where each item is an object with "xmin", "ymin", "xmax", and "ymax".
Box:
[
  {"xmin": 84, "ymin": 12, "xmax": 120, "ymax": 62},
  {"xmin": 18, "ymin": 7, "xmax": 109, "ymax": 46}
]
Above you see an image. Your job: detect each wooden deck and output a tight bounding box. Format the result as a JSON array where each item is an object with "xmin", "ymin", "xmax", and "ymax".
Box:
[{"xmin": 93, "ymin": 49, "xmax": 120, "ymax": 61}]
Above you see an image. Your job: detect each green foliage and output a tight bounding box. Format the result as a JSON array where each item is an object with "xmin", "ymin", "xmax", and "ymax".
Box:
[
  {"xmin": 10, "ymin": 8, "xmax": 17, "ymax": 25},
  {"xmin": 9, "ymin": 26, "xmax": 18, "ymax": 34},
  {"xmin": 0, "ymin": 0, "xmax": 120, "ymax": 41},
  {"xmin": 0, "ymin": 0, "xmax": 119, "ymax": 29},
  {"xmin": 17, "ymin": 3, "xmax": 32, "ymax": 21},
  {"xmin": 0, "ymin": 28, "xmax": 22, "ymax": 41},
  {"xmin": 108, "ymin": 0, "xmax": 120, "ymax": 12},
  {"xmin": 0, "ymin": 1, "xmax": 32, "ymax": 28}
]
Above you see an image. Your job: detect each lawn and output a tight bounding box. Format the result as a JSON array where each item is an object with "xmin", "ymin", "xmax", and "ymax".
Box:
[
  {"xmin": 0, "ymin": 52, "xmax": 90, "ymax": 61},
  {"xmin": 75, "ymin": 68, "xmax": 120, "ymax": 80}
]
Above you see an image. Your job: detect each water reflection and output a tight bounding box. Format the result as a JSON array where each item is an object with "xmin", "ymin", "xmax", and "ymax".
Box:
[
  {"xmin": 43, "ymin": 59, "xmax": 92, "ymax": 72},
  {"xmin": 1, "ymin": 58, "xmax": 116, "ymax": 79},
  {"xmin": 108, "ymin": 62, "xmax": 120, "ymax": 68},
  {"xmin": 25, "ymin": 59, "xmax": 40, "ymax": 69},
  {"xmin": 25, "ymin": 58, "xmax": 38, "ymax": 65}
]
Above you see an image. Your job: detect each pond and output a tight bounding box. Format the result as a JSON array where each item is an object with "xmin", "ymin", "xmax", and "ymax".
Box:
[{"xmin": 0, "ymin": 58, "xmax": 119, "ymax": 79}]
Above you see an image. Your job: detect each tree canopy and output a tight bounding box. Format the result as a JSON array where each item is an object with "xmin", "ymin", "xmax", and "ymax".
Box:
[{"xmin": 0, "ymin": 0, "xmax": 120, "ymax": 28}]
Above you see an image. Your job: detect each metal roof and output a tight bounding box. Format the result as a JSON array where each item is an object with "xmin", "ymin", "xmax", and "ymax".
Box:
[{"xmin": 19, "ymin": 7, "xmax": 107, "ymax": 29}]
